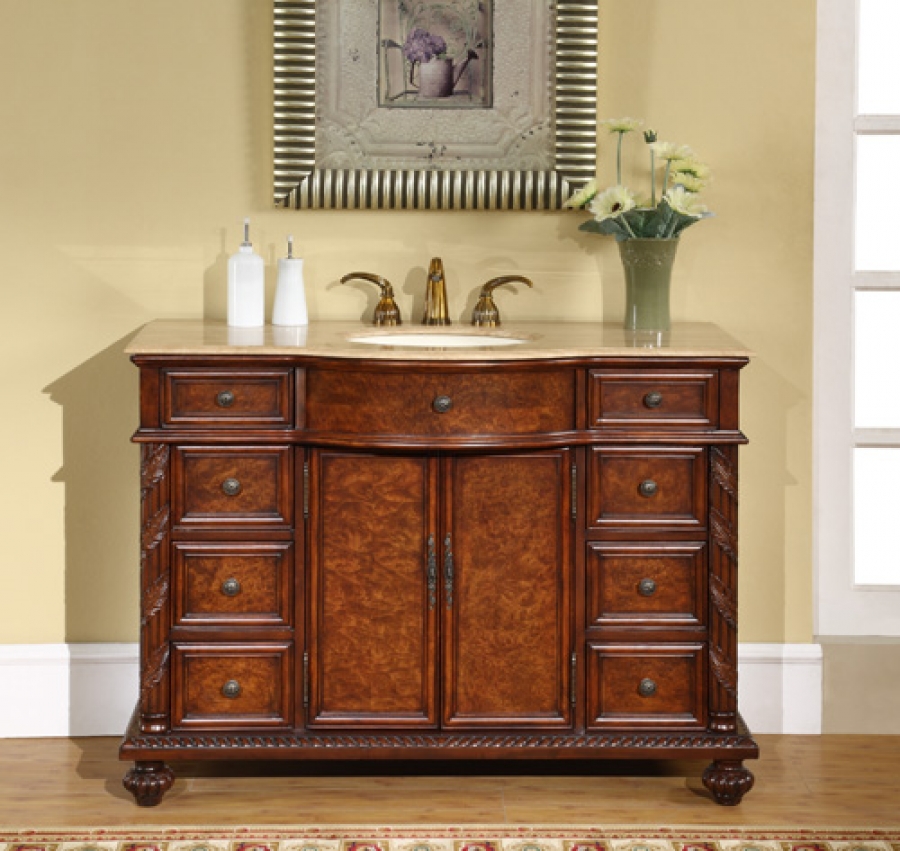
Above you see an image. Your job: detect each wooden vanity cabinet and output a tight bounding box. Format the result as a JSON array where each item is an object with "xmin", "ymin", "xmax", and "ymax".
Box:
[{"xmin": 120, "ymin": 327, "xmax": 757, "ymax": 808}]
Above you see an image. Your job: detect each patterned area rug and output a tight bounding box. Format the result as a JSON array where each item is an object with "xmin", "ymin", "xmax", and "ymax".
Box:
[{"xmin": 1, "ymin": 827, "xmax": 899, "ymax": 851}]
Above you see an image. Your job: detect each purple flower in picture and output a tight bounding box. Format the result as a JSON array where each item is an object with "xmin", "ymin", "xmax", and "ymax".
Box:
[{"xmin": 402, "ymin": 28, "xmax": 447, "ymax": 64}]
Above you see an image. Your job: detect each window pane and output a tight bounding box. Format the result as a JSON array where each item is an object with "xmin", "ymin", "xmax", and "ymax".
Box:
[
  {"xmin": 855, "ymin": 135, "xmax": 900, "ymax": 270},
  {"xmin": 858, "ymin": 0, "xmax": 900, "ymax": 114},
  {"xmin": 854, "ymin": 292, "xmax": 900, "ymax": 426},
  {"xmin": 854, "ymin": 448, "xmax": 900, "ymax": 585}
]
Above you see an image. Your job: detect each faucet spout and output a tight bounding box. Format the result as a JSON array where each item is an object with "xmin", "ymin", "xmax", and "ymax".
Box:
[{"xmin": 422, "ymin": 257, "xmax": 451, "ymax": 325}]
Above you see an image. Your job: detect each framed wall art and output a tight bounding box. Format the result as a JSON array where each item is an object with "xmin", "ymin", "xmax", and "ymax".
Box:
[{"xmin": 273, "ymin": 0, "xmax": 598, "ymax": 210}]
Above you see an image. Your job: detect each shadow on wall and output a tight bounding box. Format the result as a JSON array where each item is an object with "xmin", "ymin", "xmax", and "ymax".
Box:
[{"xmin": 44, "ymin": 332, "xmax": 143, "ymax": 734}]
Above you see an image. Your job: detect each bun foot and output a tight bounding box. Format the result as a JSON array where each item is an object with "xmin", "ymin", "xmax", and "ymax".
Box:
[
  {"xmin": 123, "ymin": 761, "xmax": 175, "ymax": 806},
  {"xmin": 702, "ymin": 759, "xmax": 754, "ymax": 806}
]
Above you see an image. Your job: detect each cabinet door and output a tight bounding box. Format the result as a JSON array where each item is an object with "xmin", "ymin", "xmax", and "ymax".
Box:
[
  {"xmin": 442, "ymin": 450, "xmax": 573, "ymax": 728},
  {"xmin": 307, "ymin": 450, "xmax": 439, "ymax": 727}
]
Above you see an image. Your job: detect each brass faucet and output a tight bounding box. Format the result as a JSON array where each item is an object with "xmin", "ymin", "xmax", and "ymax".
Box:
[
  {"xmin": 339, "ymin": 272, "xmax": 402, "ymax": 326},
  {"xmin": 471, "ymin": 275, "xmax": 533, "ymax": 327},
  {"xmin": 422, "ymin": 257, "xmax": 451, "ymax": 326}
]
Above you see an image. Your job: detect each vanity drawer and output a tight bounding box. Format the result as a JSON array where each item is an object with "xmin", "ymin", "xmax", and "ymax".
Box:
[
  {"xmin": 587, "ymin": 447, "xmax": 707, "ymax": 531},
  {"xmin": 171, "ymin": 643, "xmax": 293, "ymax": 729},
  {"xmin": 586, "ymin": 542, "xmax": 706, "ymax": 629},
  {"xmin": 586, "ymin": 643, "xmax": 706, "ymax": 728},
  {"xmin": 162, "ymin": 369, "xmax": 293, "ymax": 428},
  {"xmin": 589, "ymin": 370, "xmax": 718, "ymax": 429},
  {"xmin": 172, "ymin": 542, "xmax": 294, "ymax": 627},
  {"xmin": 305, "ymin": 368, "xmax": 576, "ymax": 437},
  {"xmin": 172, "ymin": 447, "xmax": 293, "ymax": 529}
]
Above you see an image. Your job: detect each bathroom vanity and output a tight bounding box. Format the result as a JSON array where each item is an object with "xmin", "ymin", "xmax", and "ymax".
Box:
[{"xmin": 119, "ymin": 320, "xmax": 758, "ymax": 806}]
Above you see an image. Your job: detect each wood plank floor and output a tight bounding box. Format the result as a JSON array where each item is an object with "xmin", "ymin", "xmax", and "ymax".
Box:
[{"xmin": 0, "ymin": 735, "xmax": 898, "ymax": 827}]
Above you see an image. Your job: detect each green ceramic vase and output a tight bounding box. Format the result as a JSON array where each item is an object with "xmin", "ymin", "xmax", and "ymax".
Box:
[{"xmin": 618, "ymin": 238, "xmax": 679, "ymax": 331}]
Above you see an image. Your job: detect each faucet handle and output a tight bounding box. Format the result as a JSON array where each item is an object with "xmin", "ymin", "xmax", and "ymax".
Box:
[
  {"xmin": 340, "ymin": 272, "xmax": 402, "ymax": 326},
  {"xmin": 471, "ymin": 275, "xmax": 533, "ymax": 327}
]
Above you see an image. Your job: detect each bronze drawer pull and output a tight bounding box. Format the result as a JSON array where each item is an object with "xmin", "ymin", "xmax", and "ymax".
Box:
[
  {"xmin": 222, "ymin": 477, "xmax": 242, "ymax": 496},
  {"xmin": 638, "ymin": 678, "xmax": 657, "ymax": 697},
  {"xmin": 433, "ymin": 395, "xmax": 453, "ymax": 414},
  {"xmin": 639, "ymin": 479, "xmax": 658, "ymax": 498},
  {"xmin": 221, "ymin": 679, "xmax": 242, "ymax": 699},
  {"xmin": 638, "ymin": 578, "xmax": 658, "ymax": 596},
  {"xmin": 216, "ymin": 390, "xmax": 235, "ymax": 408},
  {"xmin": 221, "ymin": 578, "xmax": 242, "ymax": 597},
  {"xmin": 643, "ymin": 391, "xmax": 663, "ymax": 408}
]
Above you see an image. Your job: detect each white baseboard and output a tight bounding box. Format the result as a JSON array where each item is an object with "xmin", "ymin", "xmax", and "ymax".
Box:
[{"xmin": 0, "ymin": 642, "xmax": 822, "ymax": 738}]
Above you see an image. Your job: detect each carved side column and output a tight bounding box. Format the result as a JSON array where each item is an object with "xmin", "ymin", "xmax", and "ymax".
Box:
[
  {"xmin": 139, "ymin": 442, "xmax": 171, "ymax": 734},
  {"xmin": 708, "ymin": 445, "xmax": 739, "ymax": 732}
]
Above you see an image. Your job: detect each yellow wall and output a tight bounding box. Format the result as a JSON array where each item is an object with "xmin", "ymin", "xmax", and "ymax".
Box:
[{"xmin": 0, "ymin": 0, "xmax": 815, "ymax": 644}]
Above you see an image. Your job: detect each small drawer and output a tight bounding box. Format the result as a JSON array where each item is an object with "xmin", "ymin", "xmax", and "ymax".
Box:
[
  {"xmin": 172, "ymin": 447, "xmax": 293, "ymax": 529},
  {"xmin": 172, "ymin": 542, "xmax": 293, "ymax": 627},
  {"xmin": 589, "ymin": 370, "xmax": 718, "ymax": 429},
  {"xmin": 162, "ymin": 369, "xmax": 293, "ymax": 428},
  {"xmin": 587, "ymin": 447, "xmax": 707, "ymax": 531},
  {"xmin": 586, "ymin": 643, "xmax": 706, "ymax": 728},
  {"xmin": 586, "ymin": 542, "xmax": 706, "ymax": 629},
  {"xmin": 171, "ymin": 643, "xmax": 293, "ymax": 729},
  {"xmin": 305, "ymin": 368, "xmax": 575, "ymax": 437}
]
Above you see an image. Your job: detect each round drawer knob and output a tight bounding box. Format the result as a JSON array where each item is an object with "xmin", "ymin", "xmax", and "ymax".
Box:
[
  {"xmin": 433, "ymin": 395, "xmax": 453, "ymax": 414},
  {"xmin": 221, "ymin": 478, "xmax": 242, "ymax": 497},
  {"xmin": 643, "ymin": 391, "xmax": 663, "ymax": 409},
  {"xmin": 216, "ymin": 390, "xmax": 235, "ymax": 408},
  {"xmin": 638, "ymin": 578, "xmax": 658, "ymax": 597},
  {"xmin": 221, "ymin": 679, "xmax": 242, "ymax": 699},
  {"xmin": 221, "ymin": 578, "xmax": 242, "ymax": 597},
  {"xmin": 638, "ymin": 678, "xmax": 658, "ymax": 698},
  {"xmin": 638, "ymin": 479, "xmax": 658, "ymax": 498}
]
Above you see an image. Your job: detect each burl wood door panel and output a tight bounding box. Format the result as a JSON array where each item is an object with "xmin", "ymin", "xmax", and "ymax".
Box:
[
  {"xmin": 307, "ymin": 451, "xmax": 439, "ymax": 727},
  {"xmin": 442, "ymin": 451, "xmax": 573, "ymax": 728}
]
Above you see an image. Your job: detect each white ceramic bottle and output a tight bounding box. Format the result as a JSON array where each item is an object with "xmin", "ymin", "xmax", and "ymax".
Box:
[
  {"xmin": 227, "ymin": 218, "xmax": 265, "ymax": 327},
  {"xmin": 272, "ymin": 235, "xmax": 308, "ymax": 326}
]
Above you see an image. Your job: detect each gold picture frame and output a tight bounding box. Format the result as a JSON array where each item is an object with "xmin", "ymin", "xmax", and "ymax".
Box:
[{"xmin": 273, "ymin": 0, "xmax": 598, "ymax": 210}]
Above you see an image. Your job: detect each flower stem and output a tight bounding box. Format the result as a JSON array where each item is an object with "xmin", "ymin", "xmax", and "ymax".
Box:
[
  {"xmin": 650, "ymin": 150, "xmax": 657, "ymax": 207},
  {"xmin": 619, "ymin": 214, "xmax": 637, "ymax": 239},
  {"xmin": 616, "ymin": 132, "xmax": 623, "ymax": 185},
  {"xmin": 663, "ymin": 161, "xmax": 672, "ymax": 196}
]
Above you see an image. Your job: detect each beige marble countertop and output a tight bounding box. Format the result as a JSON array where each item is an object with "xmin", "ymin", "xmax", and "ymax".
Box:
[{"xmin": 125, "ymin": 320, "xmax": 752, "ymax": 360}]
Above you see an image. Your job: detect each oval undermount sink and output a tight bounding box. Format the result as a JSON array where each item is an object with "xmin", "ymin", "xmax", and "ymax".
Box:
[{"xmin": 350, "ymin": 331, "xmax": 528, "ymax": 348}]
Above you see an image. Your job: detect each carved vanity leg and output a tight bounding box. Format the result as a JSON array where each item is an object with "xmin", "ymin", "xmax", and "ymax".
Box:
[
  {"xmin": 123, "ymin": 761, "xmax": 175, "ymax": 806},
  {"xmin": 702, "ymin": 759, "xmax": 755, "ymax": 806}
]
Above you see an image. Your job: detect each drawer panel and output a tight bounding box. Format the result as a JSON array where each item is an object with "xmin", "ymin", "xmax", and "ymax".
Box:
[
  {"xmin": 586, "ymin": 542, "xmax": 706, "ymax": 629},
  {"xmin": 172, "ymin": 447, "xmax": 293, "ymax": 529},
  {"xmin": 172, "ymin": 542, "xmax": 293, "ymax": 627},
  {"xmin": 306, "ymin": 368, "xmax": 576, "ymax": 437},
  {"xmin": 589, "ymin": 370, "xmax": 718, "ymax": 429},
  {"xmin": 172, "ymin": 643, "xmax": 293, "ymax": 729},
  {"xmin": 586, "ymin": 643, "xmax": 706, "ymax": 728},
  {"xmin": 162, "ymin": 369, "xmax": 293, "ymax": 428},
  {"xmin": 587, "ymin": 447, "xmax": 707, "ymax": 531}
]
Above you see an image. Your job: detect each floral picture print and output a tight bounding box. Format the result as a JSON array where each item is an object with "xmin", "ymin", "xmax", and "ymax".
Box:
[{"xmin": 378, "ymin": 1, "xmax": 493, "ymax": 108}]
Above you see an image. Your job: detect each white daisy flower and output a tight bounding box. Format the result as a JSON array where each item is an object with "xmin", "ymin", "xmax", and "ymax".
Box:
[
  {"xmin": 601, "ymin": 117, "xmax": 643, "ymax": 134},
  {"xmin": 665, "ymin": 185, "xmax": 708, "ymax": 217},
  {"xmin": 589, "ymin": 185, "xmax": 637, "ymax": 221},
  {"xmin": 564, "ymin": 178, "xmax": 600, "ymax": 209}
]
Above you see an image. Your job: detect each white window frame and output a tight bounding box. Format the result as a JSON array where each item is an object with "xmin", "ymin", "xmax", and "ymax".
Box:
[{"xmin": 815, "ymin": 0, "xmax": 900, "ymax": 636}]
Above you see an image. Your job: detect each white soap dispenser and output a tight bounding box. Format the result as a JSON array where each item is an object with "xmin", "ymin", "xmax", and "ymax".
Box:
[
  {"xmin": 227, "ymin": 218, "xmax": 265, "ymax": 327},
  {"xmin": 272, "ymin": 235, "xmax": 308, "ymax": 326}
]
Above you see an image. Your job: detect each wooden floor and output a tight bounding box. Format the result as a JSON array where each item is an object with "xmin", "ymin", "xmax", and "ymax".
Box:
[{"xmin": 0, "ymin": 735, "xmax": 898, "ymax": 827}]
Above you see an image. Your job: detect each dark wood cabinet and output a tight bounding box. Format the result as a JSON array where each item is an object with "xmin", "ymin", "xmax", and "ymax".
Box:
[{"xmin": 120, "ymin": 321, "xmax": 757, "ymax": 808}]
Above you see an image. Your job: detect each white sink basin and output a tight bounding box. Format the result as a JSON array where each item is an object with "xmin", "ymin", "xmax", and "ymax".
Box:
[{"xmin": 350, "ymin": 331, "xmax": 528, "ymax": 348}]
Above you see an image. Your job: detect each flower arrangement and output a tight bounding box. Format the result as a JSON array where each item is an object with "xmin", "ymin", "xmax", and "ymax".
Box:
[
  {"xmin": 402, "ymin": 28, "xmax": 448, "ymax": 64},
  {"xmin": 565, "ymin": 118, "xmax": 713, "ymax": 241}
]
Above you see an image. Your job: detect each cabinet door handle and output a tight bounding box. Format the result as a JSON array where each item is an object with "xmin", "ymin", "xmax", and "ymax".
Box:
[
  {"xmin": 222, "ymin": 477, "xmax": 242, "ymax": 497},
  {"xmin": 216, "ymin": 390, "xmax": 235, "ymax": 408},
  {"xmin": 221, "ymin": 578, "xmax": 242, "ymax": 597},
  {"xmin": 433, "ymin": 395, "xmax": 453, "ymax": 414},
  {"xmin": 221, "ymin": 679, "xmax": 242, "ymax": 699},
  {"xmin": 638, "ymin": 578, "xmax": 657, "ymax": 597},
  {"xmin": 444, "ymin": 534, "xmax": 454, "ymax": 609},
  {"xmin": 426, "ymin": 534, "xmax": 437, "ymax": 610},
  {"xmin": 638, "ymin": 678, "xmax": 657, "ymax": 697},
  {"xmin": 638, "ymin": 479, "xmax": 658, "ymax": 498}
]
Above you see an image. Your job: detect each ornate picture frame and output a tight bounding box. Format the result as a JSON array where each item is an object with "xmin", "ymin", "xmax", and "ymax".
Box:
[{"xmin": 273, "ymin": 0, "xmax": 598, "ymax": 210}]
